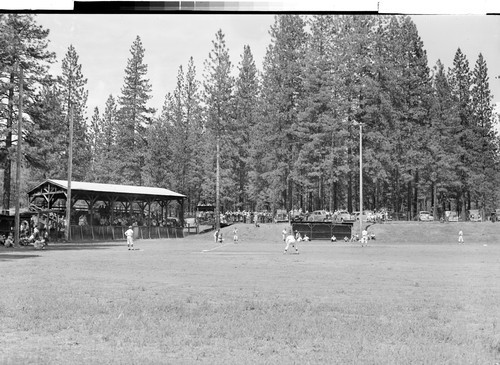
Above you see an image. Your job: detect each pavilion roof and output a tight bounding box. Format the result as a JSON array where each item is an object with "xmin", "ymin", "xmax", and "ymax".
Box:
[{"xmin": 28, "ymin": 179, "xmax": 186, "ymax": 200}]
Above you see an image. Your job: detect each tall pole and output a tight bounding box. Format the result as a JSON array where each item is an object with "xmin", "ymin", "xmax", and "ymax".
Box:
[
  {"xmin": 215, "ymin": 133, "xmax": 221, "ymax": 231},
  {"xmin": 65, "ymin": 106, "xmax": 73, "ymax": 241},
  {"xmin": 14, "ymin": 63, "xmax": 23, "ymax": 247},
  {"xmin": 359, "ymin": 122, "xmax": 363, "ymax": 242}
]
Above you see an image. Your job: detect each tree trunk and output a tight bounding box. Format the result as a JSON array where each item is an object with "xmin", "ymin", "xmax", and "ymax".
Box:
[
  {"xmin": 407, "ymin": 180, "xmax": 412, "ymax": 221},
  {"xmin": 2, "ymin": 72, "xmax": 15, "ymax": 213},
  {"xmin": 348, "ymin": 170, "xmax": 353, "ymax": 213},
  {"xmin": 413, "ymin": 170, "xmax": 419, "ymax": 218}
]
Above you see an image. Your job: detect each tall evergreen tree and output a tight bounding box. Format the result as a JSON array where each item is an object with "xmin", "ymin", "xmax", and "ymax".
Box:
[
  {"xmin": 233, "ymin": 45, "xmax": 259, "ymax": 210},
  {"xmin": 202, "ymin": 29, "xmax": 235, "ymax": 228},
  {"xmin": 93, "ymin": 95, "xmax": 119, "ymax": 183},
  {"xmin": 58, "ymin": 44, "xmax": 91, "ymax": 181},
  {"xmin": 0, "ymin": 14, "xmax": 55, "ymax": 211},
  {"xmin": 116, "ymin": 35, "xmax": 154, "ymax": 185},
  {"xmin": 258, "ymin": 15, "xmax": 307, "ymax": 211},
  {"xmin": 25, "ymin": 82, "xmax": 66, "ymax": 181},
  {"xmin": 181, "ymin": 57, "xmax": 204, "ymax": 213},
  {"xmin": 469, "ymin": 53, "xmax": 497, "ymax": 215},
  {"xmin": 448, "ymin": 48, "xmax": 473, "ymax": 218},
  {"xmin": 143, "ymin": 93, "xmax": 173, "ymax": 188},
  {"xmin": 426, "ymin": 60, "xmax": 460, "ymax": 218},
  {"xmin": 87, "ymin": 106, "xmax": 101, "ymax": 181}
]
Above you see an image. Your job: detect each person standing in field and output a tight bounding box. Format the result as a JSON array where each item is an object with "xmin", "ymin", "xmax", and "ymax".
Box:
[
  {"xmin": 361, "ymin": 228, "xmax": 368, "ymax": 247},
  {"xmin": 458, "ymin": 230, "xmax": 464, "ymax": 244},
  {"xmin": 233, "ymin": 227, "xmax": 238, "ymax": 243},
  {"xmin": 125, "ymin": 225, "xmax": 134, "ymax": 250},
  {"xmin": 214, "ymin": 229, "xmax": 219, "ymax": 243},
  {"xmin": 282, "ymin": 228, "xmax": 287, "ymax": 242}
]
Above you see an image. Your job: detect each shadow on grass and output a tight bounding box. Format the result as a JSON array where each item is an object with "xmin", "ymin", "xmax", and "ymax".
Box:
[
  {"xmin": 0, "ymin": 243, "xmax": 121, "ymax": 256},
  {"xmin": 45, "ymin": 243, "xmax": 121, "ymax": 251}
]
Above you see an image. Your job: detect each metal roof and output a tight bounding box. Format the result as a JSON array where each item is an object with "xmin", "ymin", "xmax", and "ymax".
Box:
[{"xmin": 30, "ymin": 179, "xmax": 186, "ymax": 199}]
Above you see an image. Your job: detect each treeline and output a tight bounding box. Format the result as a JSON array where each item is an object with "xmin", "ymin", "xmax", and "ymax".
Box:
[{"xmin": 1, "ymin": 14, "xmax": 499, "ymax": 219}]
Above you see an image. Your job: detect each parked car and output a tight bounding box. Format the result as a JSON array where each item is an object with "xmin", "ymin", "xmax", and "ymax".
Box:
[
  {"xmin": 468, "ymin": 209, "xmax": 482, "ymax": 222},
  {"xmin": 275, "ymin": 209, "xmax": 289, "ymax": 223},
  {"xmin": 353, "ymin": 211, "xmax": 373, "ymax": 222},
  {"xmin": 445, "ymin": 211, "xmax": 459, "ymax": 222},
  {"xmin": 307, "ymin": 210, "xmax": 331, "ymax": 222},
  {"xmin": 418, "ymin": 211, "xmax": 434, "ymax": 222},
  {"xmin": 165, "ymin": 217, "xmax": 182, "ymax": 227},
  {"xmin": 334, "ymin": 210, "xmax": 352, "ymax": 223}
]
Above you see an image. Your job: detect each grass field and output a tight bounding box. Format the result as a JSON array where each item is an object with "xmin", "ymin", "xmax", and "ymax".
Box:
[{"xmin": 1, "ymin": 222, "xmax": 499, "ymax": 364}]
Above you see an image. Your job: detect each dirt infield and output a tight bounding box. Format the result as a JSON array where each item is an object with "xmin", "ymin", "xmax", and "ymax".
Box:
[{"xmin": 1, "ymin": 222, "xmax": 499, "ymax": 364}]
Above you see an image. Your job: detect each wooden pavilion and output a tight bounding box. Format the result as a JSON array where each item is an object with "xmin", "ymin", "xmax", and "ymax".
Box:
[{"xmin": 27, "ymin": 179, "xmax": 186, "ymax": 241}]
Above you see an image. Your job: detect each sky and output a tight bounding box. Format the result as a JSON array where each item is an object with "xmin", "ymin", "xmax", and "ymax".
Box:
[{"xmin": 31, "ymin": 13, "xmax": 500, "ymax": 121}]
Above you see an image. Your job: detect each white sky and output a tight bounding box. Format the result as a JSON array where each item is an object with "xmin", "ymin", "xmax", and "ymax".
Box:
[{"xmin": 32, "ymin": 13, "xmax": 500, "ymax": 119}]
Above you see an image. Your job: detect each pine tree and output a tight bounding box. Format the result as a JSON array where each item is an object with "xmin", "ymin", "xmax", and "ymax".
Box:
[
  {"xmin": 469, "ymin": 53, "xmax": 497, "ymax": 216},
  {"xmin": 426, "ymin": 60, "xmax": 460, "ymax": 218},
  {"xmin": 94, "ymin": 95, "xmax": 119, "ymax": 183},
  {"xmin": 233, "ymin": 45, "xmax": 259, "ymax": 211},
  {"xmin": 202, "ymin": 29, "xmax": 235, "ymax": 228},
  {"xmin": 58, "ymin": 44, "xmax": 91, "ymax": 181},
  {"xmin": 0, "ymin": 14, "xmax": 55, "ymax": 211},
  {"xmin": 25, "ymin": 82, "xmax": 66, "ymax": 180},
  {"xmin": 169, "ymin": 65, "xmax": 189, "ymax": 194},
  {"xmin": 143, "ymin": 93, "xmax": 173, "ymax": 188},
  {"xmin": 448, "ymin": 48, "xmax": 473, "ymax": 218},
  {"xmin": 87, "ymin": 107, "xmax": 101, "ymax": 181},
  {"xmin": 398, "ymin": 17, "xmax": 435, "ymax": 219},
  {"xmin": 116, "ymin": 35, "xmax": 154, "ymax": 185},
  {"xmin": 181, "ymin": 57, "xmax": 204, "ymax": 213},
  {"xmin": 257, "ymin": 15, "xmax": 307, "ymax": 211}
]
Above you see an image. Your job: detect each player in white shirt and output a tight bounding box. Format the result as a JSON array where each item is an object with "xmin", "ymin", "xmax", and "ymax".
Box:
[
  {"xmin": 283, "ymin": 234, "xmax": 299, "ymax": 254},
  {"xmin": 361, "ymin": 229, "xmax": 368, "ymax": 247},
  {"xmin": 125, "ymin": 226, "xmax": 134, "ymax": 250}
]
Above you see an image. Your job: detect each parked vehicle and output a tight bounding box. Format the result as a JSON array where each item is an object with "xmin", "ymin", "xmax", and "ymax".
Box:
[
  {"xmin": 333, "ymin": 210, "xmax": 352, "ymax": 223},
  {"xmin": 275, "ymin": 209, "xmax": 289, "ymax": 223},
  {"xmin": 418, "ymin": 211, "xmax": 434, "ymax": 222},
  {"xmin": 307, "ymin": 210, "xmax": 331, "ymax": 222},
  {"xmin": 165, "ymin": 217, "xmax": 182, "ymax": 227},
  {"xmin": 445, "ymin": 211, "xmax": 459, "ymax": 222},
  {"xmin": 353, "ymin": 211, "xmax": 373, "ymax": 222},
  {"xmin": 468, "ymin": 209, "xmax": 482, "ymax": 222}
]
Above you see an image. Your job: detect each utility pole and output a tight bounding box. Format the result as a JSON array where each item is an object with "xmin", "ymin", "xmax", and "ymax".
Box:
[
  {"xmin": 215, "ymin": 126, "xmax": 221, "ymax": 231},
  {"xmin": 359, "ymin": 122, "xmax": 363, "ymax": 243},
  {"xmin": 14, "ymin": 63, "xmax": 23, "ymax": 247},
  {"xmin": 65, "ymin": 106, "xmax": 73, "ymax": 241}
]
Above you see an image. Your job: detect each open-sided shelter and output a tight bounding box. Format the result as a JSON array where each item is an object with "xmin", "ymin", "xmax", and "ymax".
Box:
[{"xmin": 27, "ymin": 179, "xmax": 186, "ymax": 241}]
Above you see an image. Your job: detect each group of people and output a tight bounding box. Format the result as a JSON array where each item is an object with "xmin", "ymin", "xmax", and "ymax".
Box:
[
  {"xmin": 213, "ymin": 227, "xmax": 240, "ymax": 244},
  {"xmin": 222, "ymin": 210, "xmax": 275, "ymax": 225},
  {"xmin": 1, "ymin": 223, "xmax": 49, "ymax": 249}
]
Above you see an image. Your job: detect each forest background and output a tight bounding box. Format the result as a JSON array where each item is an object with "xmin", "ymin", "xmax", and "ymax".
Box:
[{"xmin": 1, "ymin": 14, "xmax": 499, "ymax": 220}]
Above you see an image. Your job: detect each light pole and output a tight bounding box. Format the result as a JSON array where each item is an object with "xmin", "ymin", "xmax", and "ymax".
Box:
[
  {"xmin": 353, "ymin": 121, "xmax": 364, "ymax": 244},
  {"xmin": 359, "ymin": 122, "xmax": 363, "ymax": 244}
]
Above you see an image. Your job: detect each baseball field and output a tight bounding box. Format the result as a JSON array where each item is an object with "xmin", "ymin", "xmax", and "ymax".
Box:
[{"xmin": 1, "ymin": 221, "xmax": 499, "ymax": 364}]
